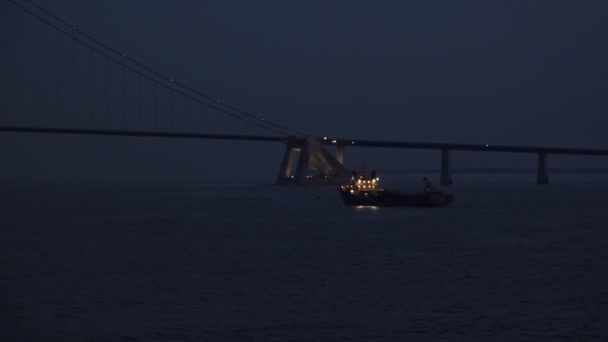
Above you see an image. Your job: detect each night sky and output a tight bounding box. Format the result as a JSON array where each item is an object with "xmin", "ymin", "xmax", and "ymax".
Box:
[{"xmin": 2, "ymin": 0, "xmax": 608, "ymax": 181}]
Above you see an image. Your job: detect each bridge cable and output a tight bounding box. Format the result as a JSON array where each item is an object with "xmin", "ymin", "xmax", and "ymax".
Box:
[
  {"xmin": 37, "ymin": 13, "xmax": 46, "ymax": 125},
  {"xmin": 0, "ymin": 2, "xmax": 6, "ymax": 123},
  {"xmin": 19, "ymin": 9, "xmax": 26, "ymax": 121},
  {"xmin": 169, "ymin": 83, "xmax": 174, "ymax": 130},
  {"xmin": 105, "ymin": 56, "xmax": 110, "ymax": 127},
  {"xmin": 54, "ymin": 25, "xmax": 60, "ymax": 125},
  {"xmin": 73, "ymin": 36, "xmax": 78, "ymax": 125},
  {"xmin": 154, "ymin": 82, "xmax": 158, "ymax": 130},
  {"xmin": 122, "ymin": 66, "xmax": 126, "ymax": 128},
  {"xmin": 200, "ymin": 95, "xmax": 205, "ymax": 132},
  {"xmin": 185, "ymin": 94, "xmax": 189, "ymax": 131},
  {"xmin": 18, "ymin": 0, "xmax": 306, "ymax": 137},
  {"xmin": 18, "ymin": 10, "xmax": 23, "ymax": 121},
  {"xmin": 1, "ymin": 3, "xmax": 7, "ymax": 123},
  {"xmin": 7, "ymin": 0, "xmax": 292, "ymax": 136},
  {"xmin": 89, "ymin": 48, "xmax": 94, "ymax": 125},
  {"xmin": 138, "ymin": 74, "xmax": 142, "ymax": 129}
]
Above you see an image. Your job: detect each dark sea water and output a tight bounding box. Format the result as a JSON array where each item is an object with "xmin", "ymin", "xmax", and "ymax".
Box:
[{"xmin": 2, "ymin": 175, "xmax": 608, "ymax": 341}]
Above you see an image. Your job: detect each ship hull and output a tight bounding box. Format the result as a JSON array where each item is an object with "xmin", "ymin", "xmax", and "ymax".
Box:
[{"xmin": 337, "ymin": 188, "xmax": 453, "ymax": 207}]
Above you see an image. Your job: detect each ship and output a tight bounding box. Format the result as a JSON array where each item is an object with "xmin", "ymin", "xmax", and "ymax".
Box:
[{"xmin": 337, "ymin": 172, "xmax": 454, "ymax": 207}]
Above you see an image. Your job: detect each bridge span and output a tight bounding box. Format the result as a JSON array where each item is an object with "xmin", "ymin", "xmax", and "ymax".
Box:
[
  {"xmin": 3, "ymin": 125, "xmax": 608, "ymax": 186},
  {"xmin": 322, "ymin": 137, "xmax": 608, "ymax": 186},
  {"xmin": 2, "ymin": 1, "xmax": 607, "ymax": 186}
]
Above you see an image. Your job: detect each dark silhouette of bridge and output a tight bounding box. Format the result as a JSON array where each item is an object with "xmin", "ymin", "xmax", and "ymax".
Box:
[{"xmin": 2, "ymin": 0, "xmax": 608, "ymax": 185}]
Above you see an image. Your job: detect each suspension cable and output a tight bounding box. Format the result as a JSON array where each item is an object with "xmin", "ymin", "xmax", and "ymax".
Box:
[
  {"xmin": 7, "ymin": 0, "xmax": 286, "ymax": 136},
  {"xmin": 17, "ymin": 0, "xmax": 306, "ymax": 137}
]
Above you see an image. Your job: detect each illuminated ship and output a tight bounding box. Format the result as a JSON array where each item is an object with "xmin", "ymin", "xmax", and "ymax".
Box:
[{"xmin": 337, "ymin": 172, "xmax": 454, "ymax": 207}]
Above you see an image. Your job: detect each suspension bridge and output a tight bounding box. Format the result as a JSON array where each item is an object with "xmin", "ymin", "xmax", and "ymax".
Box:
[{"xmin": 2, "ymin": 0, "xmax": 608, "ymax": 185}]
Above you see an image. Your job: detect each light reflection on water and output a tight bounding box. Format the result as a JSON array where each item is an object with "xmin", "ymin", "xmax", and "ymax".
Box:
[
  {"xmin": 354, "ymin": 205, "xmax": 379, "ymax": 210},
  {"xmin": 1, "ymin": 178, "xmax": 608, "ymax": 340}
]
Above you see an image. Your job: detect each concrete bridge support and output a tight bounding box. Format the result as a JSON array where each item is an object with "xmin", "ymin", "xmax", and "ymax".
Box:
[
  {"xmin": 276, "ymin": 137, "xmax": 350, "ymax": 186},
  {"xmin": 440, "ymin": 149, "xmax": 453, "ymax": 186},
  {"xmin": 294, "ymin": 143, "xmax": 311, "ymax": 183},
  {"xmin": 336, "ymin": 145, "xmax": 346, "ymax": 166},
  {"xmin": 537, "ymin": 152, "xmax": 549, "ymax": 184},
  {"xmin": 275, "ymin": 144, "xmax": 300, "ymax": 184}
]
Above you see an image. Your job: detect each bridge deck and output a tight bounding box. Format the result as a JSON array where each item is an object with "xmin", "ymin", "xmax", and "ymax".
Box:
[
  {"xmin": 2, "ymin": 126, "xmax": 608, "ymax": 156},
  {"xmin": 0, "ymin": 126, "xmax": 288, "ymax": 143},
  {"xmin": 327, "ymin": 138, "xmax": 608, "ymax": 156}
]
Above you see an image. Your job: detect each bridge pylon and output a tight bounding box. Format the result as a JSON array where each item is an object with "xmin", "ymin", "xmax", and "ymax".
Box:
[
  {"xmin": 276, "ymin": 137, "xmax": 350, "ymax": 186},
  {"xmin": 537, "ymin": 153, "xmax": 549, "ymax": 184},
  {"xmin": 440, "ymin": 149, "xmax": 453, "ymax": 186}
]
